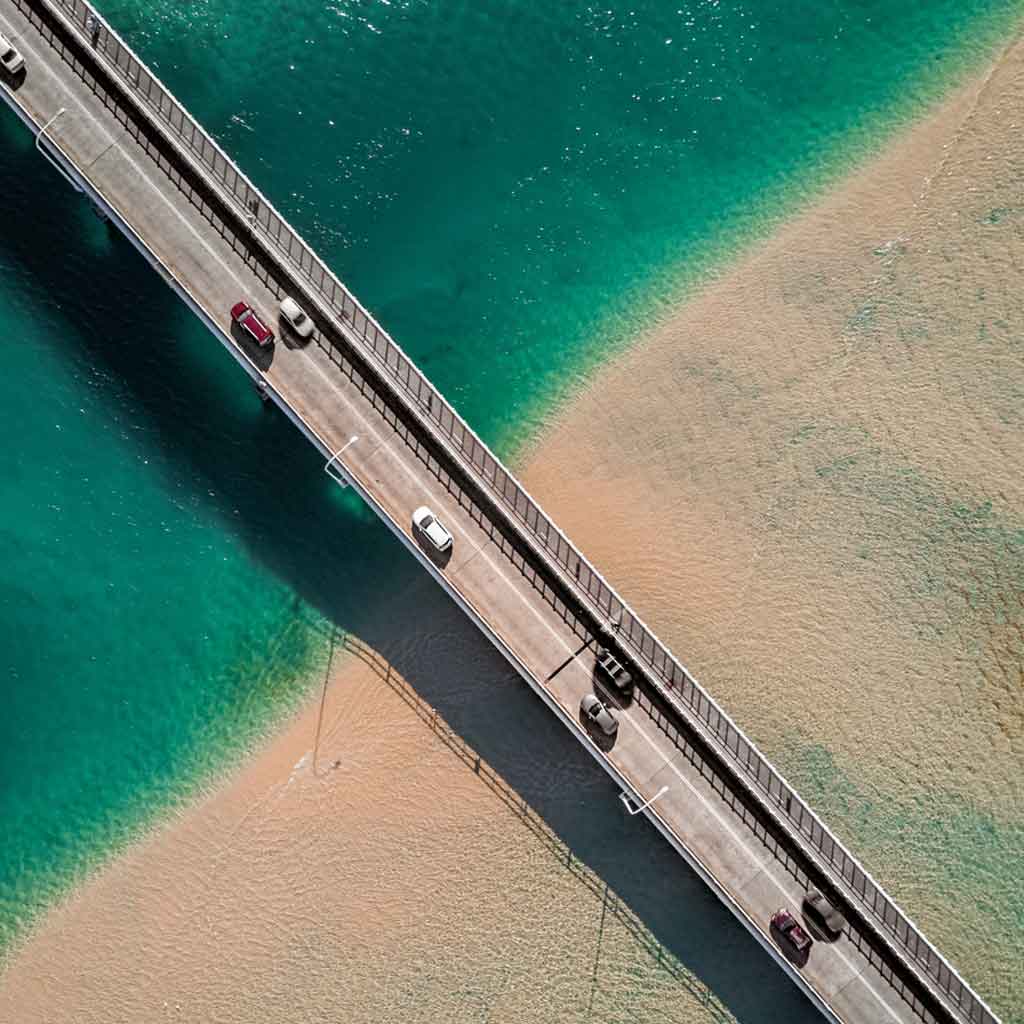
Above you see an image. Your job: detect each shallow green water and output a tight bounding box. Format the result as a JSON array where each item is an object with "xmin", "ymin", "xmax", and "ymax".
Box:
[
  {"xmin": 1, "ymin": 0, "xmax": 1020, "ymax": 1010},
  {"xmin": 103, "ymin": 0, "xmax": 1021, "ymax": 450}
]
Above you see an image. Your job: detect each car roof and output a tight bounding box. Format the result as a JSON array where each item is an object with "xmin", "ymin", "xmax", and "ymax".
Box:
[
  {"xmin": 244, "ymin": 310, "xmax": 271, "ymax": 339},
  {"xmin": 807, "ymin": 891, "xmax": 843, "ymax": 918},
  {"xmin": 599, "ymin": 648, "xmax": 628, "ymax": 670},
  {"xmin": 426, "ymin": 519, "xmax": 450, "ymax": 541},
  {"xmin": 414, "ymin": 507, "xmax": 450, "ymax": 544}
]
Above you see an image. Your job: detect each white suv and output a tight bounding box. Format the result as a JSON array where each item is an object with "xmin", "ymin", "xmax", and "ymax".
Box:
[
  {"xmin": 279, "ymin": 296, "xmax": 314, "ymax": 339},
  {"xmin": 412, "ymin": 506, "xmax": 453, "ymax": 554}
]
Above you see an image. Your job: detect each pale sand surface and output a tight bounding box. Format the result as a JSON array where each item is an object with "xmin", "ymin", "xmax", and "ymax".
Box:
[
  {"xmin": 522, "ymin": 29, "xmax": 1024, "ymax": 1017},
  {"xmin": 0, "ymin": 584, "xmax": 791, "ymax": 1024},
  {"xmin": 4, "ymin": 33, "xmax": 1023, "ymax": 1024}
]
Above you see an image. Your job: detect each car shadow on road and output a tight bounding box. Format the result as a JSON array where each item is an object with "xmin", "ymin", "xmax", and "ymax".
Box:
[
  {"xmin": 331, "ymin": 616, "xmax": 819, "ymax": 1024},
  {"xmin": 229, "ymin": 322, "xmax": 275, "ymax": 371},
  {"xmin": 0, "ymin": 65, "xmax": 26, "ymax": 91},
  {"xmin": 801, "ymin": 907, "xmax": 844, "ymax": 946},
  {"xmin": 277, "ymin": 319, "xmax": 313, "ymax": 351},
  {"xmin": 413, "ymin": 532, "xmax": 454, "ymax": 569},
  {"xmin": 592, "ymin": 679, "xmax": 635, "ymax": 712},
  {"xmin": 578, "ymin": 707, "xmax": 618, "ymax": 753}
]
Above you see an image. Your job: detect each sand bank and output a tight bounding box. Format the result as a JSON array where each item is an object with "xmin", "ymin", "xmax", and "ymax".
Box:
[
  {"xmin": 0, "ymin": 582, "xmax": 783, "ymax": 1024},
  {"xmin": 521, "ymin": 29, "xmax": 1024, "ymax": 1013},
  {"xmin": 3, "ymin": 31, "xmax": 1022, "ymax": 1024},
  {"xmin": 526, "ymin": 31, "xmax": 1024, "ymax": 806}
]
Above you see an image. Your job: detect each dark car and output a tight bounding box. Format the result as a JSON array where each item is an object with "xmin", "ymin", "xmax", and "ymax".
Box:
[
  {"xmin": 231, "ymin": 301, "xmax": 274, "ymax": 348},
  {"xmin": 595, "ymin": 647, "xmax": 634, "ymax": 698},
  {"xmin": 770, "ymin": 908, "xmax": 813, "ymax": 967},
  {"xmin": 803, "ymin": 889, "xmax": 846, "ymax": 941}
]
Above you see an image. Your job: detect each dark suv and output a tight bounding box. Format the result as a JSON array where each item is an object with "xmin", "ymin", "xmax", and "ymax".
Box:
[
  {"xmin": 595, "ymin": 647, "xmax": 634, "ymax": 699},
  {"xmin": 802, "ymin": 889, "xmax": 846, "ymax": 941}
]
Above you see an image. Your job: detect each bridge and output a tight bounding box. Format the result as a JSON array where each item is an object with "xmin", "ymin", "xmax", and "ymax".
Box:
[{"xmin": 0, "ymin": 3, "xmax": 1001, "ymax": 1024}]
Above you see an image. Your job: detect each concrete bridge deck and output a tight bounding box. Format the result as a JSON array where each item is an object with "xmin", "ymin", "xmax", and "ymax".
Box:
[{"xmin": 0, "ymin": 3, "xmax": 999, "ymax": 1024}]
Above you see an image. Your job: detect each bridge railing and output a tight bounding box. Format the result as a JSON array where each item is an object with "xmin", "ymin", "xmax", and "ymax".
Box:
[{"xmin": 43, "ymin": 3, "xmax": 997, "ymax": 1022}]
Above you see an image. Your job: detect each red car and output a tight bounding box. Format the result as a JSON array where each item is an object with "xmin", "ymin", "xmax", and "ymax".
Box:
[
  {"xmin": 770, "ymin": 908, "xmax": 813, "ymax": 967},
  {"xmin": 231, "ymin": 301, "xmax": 274, "ymax": 347}
]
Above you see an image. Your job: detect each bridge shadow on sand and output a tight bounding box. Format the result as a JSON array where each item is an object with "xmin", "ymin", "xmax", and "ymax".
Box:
[{"xmin": 0, "ymin": 108, "xmax": 825, "ymax": 1024}]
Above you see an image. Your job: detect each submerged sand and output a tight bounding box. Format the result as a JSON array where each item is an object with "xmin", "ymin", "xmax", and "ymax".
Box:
[
  {"xmin": 522, "ymin": 29, "xmax": 1024, "ymax": 1014},
  {"xmin": 3, "ymin": 29, "xmax": 1023, "ymax": 1024},
  {"xmin": 0, "ymin": 586, "xmax": 769, "ymax": 1024}
]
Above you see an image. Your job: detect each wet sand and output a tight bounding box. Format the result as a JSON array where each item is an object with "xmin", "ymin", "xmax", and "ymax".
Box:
[
  {"xmin": 522, "ymin": 28, "xmax": 1024, "ymax": 1015},
  {"xmin": 0, "ymin": 584, "xmax": 794, "ymax": 1024},
  {"xmin": 527, "ymin": 34, "xmax": 1024, "ymax": 807},
  {"xmin": 3, "ymin": 31, "xmax": 1023, "ymax": 1024}
]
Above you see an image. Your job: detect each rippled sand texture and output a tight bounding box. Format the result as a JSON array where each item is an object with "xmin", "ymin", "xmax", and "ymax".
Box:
[
  {"xmin": 522, "ymin": 34, "xmax": 1024, "ymax": 1019},
  {"xmin": 0, "ymin": 580, "xmax": 819, "ymax": 1024}
]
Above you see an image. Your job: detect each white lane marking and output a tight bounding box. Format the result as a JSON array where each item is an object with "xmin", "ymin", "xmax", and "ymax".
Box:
[
  {"xmin": 3, "ymin": 9, "xmax": 578, "ymax": 671},
  {"xmin": 291, "ymin": 345, "xmax": 591, "ymax": 650},
  {"xmin": 626, "ymin": 723, "xmax": 903, "ymax": 1022},
  {"xmin": 295, "ymin": 351, "xmax": 903, "ymax": 1018}
]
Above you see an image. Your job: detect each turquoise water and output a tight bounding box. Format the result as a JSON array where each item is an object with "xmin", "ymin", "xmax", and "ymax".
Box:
[
  {"xmin": 1, "ymin": 0, "xmax": 1020, "ymax": 999},
  {"xmin": 0, "ymin": 121, "xmax": 407, "ymax": 945}
]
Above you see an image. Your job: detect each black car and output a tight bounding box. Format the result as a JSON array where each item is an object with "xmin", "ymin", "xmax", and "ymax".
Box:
[
  {"xmin": 595, "ymin": 647, "xmax": 634, "ymax": 698},
  {"xmin": 802, "ymin": 889, "xmax": 846, "ymax": 941}
]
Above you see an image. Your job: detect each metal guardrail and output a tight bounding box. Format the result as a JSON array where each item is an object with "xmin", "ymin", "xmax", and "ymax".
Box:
[{"xmin": 35, "ymin": 3, "xmax": 999, "ymax": 1022}]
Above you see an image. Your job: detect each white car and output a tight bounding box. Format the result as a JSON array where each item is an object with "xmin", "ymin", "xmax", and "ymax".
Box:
[
  {"xmin": 279, "ymin": 296, "xmax": 314, "ymax": 339},
  {"xmin": 0, "ymin": 34, "xmax": 24, "ymax": 75},
  {"xmin": 412, "ymin": 506, "xmax": 453, "ymax": 554},
  {"xmin": 580, "ymin": 693, "xmax": 618, "ymax": 737}
]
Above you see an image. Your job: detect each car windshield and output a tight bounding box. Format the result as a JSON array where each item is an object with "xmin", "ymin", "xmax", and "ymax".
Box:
[
  {"xmin": 2, "ymin": 47, "xmax": 15, "ymax": 60},
  {"xmin": 421, "ymin": 514, "xmax": 434, "ymax": 528},
  {"xmin": 293, "ymin": 311, "xmax": 307, "ymax": 325}
]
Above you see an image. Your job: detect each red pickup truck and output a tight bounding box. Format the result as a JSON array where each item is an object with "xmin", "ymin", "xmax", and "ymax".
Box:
[{"xmin": 231, "ymin": 301, "xmax": 274, "ymax": 347}]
